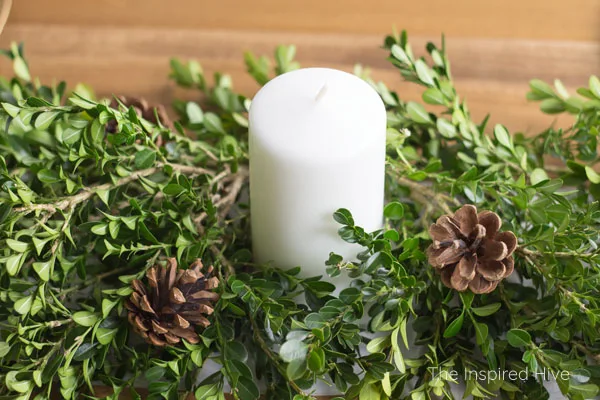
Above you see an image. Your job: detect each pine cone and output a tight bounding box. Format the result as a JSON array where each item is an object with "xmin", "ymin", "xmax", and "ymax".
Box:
[
  {"xmin": 125, "ymin": 258, "xmax": 219, "ymax": 346},
  {"xmin": 106, "ymin": 96, "xmax": 172, "ymax": 145},
  {"xmin": 427, "ymin": 205, "xmax": 517, "ymax": 294}
]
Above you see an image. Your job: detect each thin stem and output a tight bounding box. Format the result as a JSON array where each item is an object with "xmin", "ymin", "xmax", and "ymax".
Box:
[
  {"xmin": 214, "ymin": 319, "xmax": 242, "ymax": 400},
  {"xmin": 59, "ymin": 264, "xmax": 138, "ymax": 297},
  {"xmin": 248, "ymin": 313, "xmax": 309, "ymax": 396},
  {"xmin": 194, "ymin": 167, "xmax": 247, "ymax": 229},
  {"xmin": 397, "ymin": 176, "xmax": 459, "ymax": 214},
  {"xmin": 517, "ymin": 247, "xmax": 591, "ymax": 259},
  {"xmin": 521, "ymin": 252, "xmax": 588, "ymax": 312},
  {"xmin": 574, "ymin": 342, "xmax": 600, "ymax": 364},
  {"xmin": 14, "ymin": 162, "xmax": 213, "ymax": 217},
  {"xmin": 210, "ymin": 245, "xmax": 235, "ymax": 278},
  {"xmin": 215, "ymin": 167, "xmax": 247, "ymax": 220}
]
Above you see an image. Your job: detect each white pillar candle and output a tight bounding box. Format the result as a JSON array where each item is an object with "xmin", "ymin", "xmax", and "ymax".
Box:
[{"xmin": 249, "ymin": 68, "xmax": 386, "ymax": 279}]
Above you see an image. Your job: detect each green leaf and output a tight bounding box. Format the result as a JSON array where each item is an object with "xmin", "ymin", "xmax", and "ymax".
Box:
[
  {"xmin": 33, "ymin": 260, "xmax": 53, "ymax": 281},
  {"xmin": 554, "ymin": 79, "xmax": 569, "ymax": 98},
  {"xmin": 14, "ymin": 295, "xmax": 33, "ymax": 315},
  {"xmin": 5, "ymin": 253, "xmax": 24, "ymax": 276},
  {"xmin": 96, "ymin": 189, "xmax": 110, "ymax": 206},
  {"xmin": 34, "ymin": 111, "xmax": 60, "ymax": 130},
  {"xmin": 14, "ymin": 57, "xmax": 31, "ymax": 81},
  {"xmin": 0, "ymin": 342, "xmax": 9, "ymax": 357},
  {"xmin": 436, "ymin": 117, "xmax": 456, "ymax": 138},
  {"xmin": 236, "ymin": 376, "xmax": 260, "ymax": 400},
  {"xmin": 195, "ymin": 384, "xmax": 220, "ymax": 400},
  {"xmin": 163, "ymin": 184, "xmax": 185, "ymax": 196},
  {"xmin": 101, "ymin": 298, "xmax": 118, "ymax": 318},
  {"xmin": 359, "ymin": 383, "xmax": 380, "ymax": 400},
  {"xmin": 280, "ymin": 339, "xmax": 308, "ymax": 363},
  {"xmin": 494, "ymin": 124, "xmax": 512, "ymax": 149},
  {"xmin": 2, "ymin": 102, "xmax": 20, "ymax": 117},
  {"xmin": 540, "ymin": 98, "xmax": 566, "ymax": 114},
  {"xmin": 90, "ymin": 118, "xmax": 104, "ymax": 145},
  {"xmin": 422, "ymin": 87, "xmax": 445, "ymax": 105},
  {"xmin": 225, "ymin": 341, "xmax": 248, "ymax": 362},
  {"xmin": 530, "ymin": 168, "xmax": 549, "ymax": 185},
  {"xmin": 407, "ymin": 170, "xmax": 427, "ymax": 181},
  {"xmin": 6, "ymin": 239, "xmax": 28, "ymax": 252},
  {"xmin": 384, "ymin": 229, "xmax": 400, "ymax": 242},
  {"xmin": 108, "ymin": 220, "xmax": 120, "ymax": 239},
  {"xmin": 333, "ymin": 208, "xmax": 354, "ymax": 226},
  {"xmin": 6, "ymin": 371, "xmax": 32, "ymax": 393},
  {"xmin": 459, "ymin": 291, "xmax": 474, "ymax": 308},
  {"xmin": 471, "ymin": 303, "xmax": 501, "ymax": 317},
  {"xmin": 72, "ymin": 311, "xmax": 98, "ymax": 327},
  {"xmin": 406, "ymin": 102, "xmax": 431, "ymax": 124},
  {"xmin": 539, "ymin": 178, "xmax": 563, "ymax": 193},
  {"xmin": 474, "ymin": 322, "xmax": 489, "ymax": 346},
  {"xmin": 366, "ymin": 336, "xmax": 390, "ymax": 353},
  {"xmin": 190, "ymin": 349, "xmax": 204, "ymax": 367},
  {"xmin": 30, "ymin": 365, "xmax": 46, "ymax": 384},
  {"xmin": 186, "ymin": 102, "xmax": 204, "ymax": 123},
  {"xmin": 37, "ymin": 169, "xmax": 61, "ymax": 183},
  {"xmin": 585, "ymin": 166, "xmax": 600, "ymax": 184},
  {"xmin": 62, "ymin": 127, "xmax": 82, "ymax": 145},
  {"xmin": 570, "ymin": 383, "xmax": 599, "ymax": 398},
  {"xmin": 204, "ymin": 113, "xmax": 225, "ymax": 134},
  {"xmin": 96, "ymin": 328, "xmax": 118, "ymax": 345},
  {"xmin": 339, "ymin": 287, "xmax": 361, "ymax": 304},
  {"xmin": 590, "ymin": 76, "xmax": 600, "ymax": 98},
  {"xmin": 307, "ymin": 348, "xmax": 325, "ymax": 372},
  {"xmin": 69, "ymin": 94, "xmax": 96, "ymax": 109},
  {"xmin": 134, "ymin": 149, "xmax": 156, "ymax": 170},
  {"xmin": 145, "ymin": 366, "xmax": 165, "ymax": 382},
  {"xmin": 414, "ymin": 60, "xmax": 434, "ymax": 86},
  {"xmin": 286, "ymin": 359, "xmax": 306, "ymax": 381},
  {"xmin": 529, "ymin": 79, "xmax": 555, "ymax": 99},
  {"xmin": 73, "ymin": 342, "xmax": 97, "ymax": 361},
  {"xmin": 91, "ymin": 223, "xmax": 108, "ymax": 235},
  {"xmin": 384, "ymin": 201, "xmax": 404, "ymax": 220},
  {"xmin": 391, "ymin": 44, "xmax": 410, "ymax": 64},
  {"xmin": 443, "ymin": 313, "xmax": 464, "ymax": 338},
  {"xmin": 42, "ymin": 352, "xmax": 62, "ymax": 383},
  {"xmin": 507, "ymin": 329, "xmax": 532, "ymax": 347}
]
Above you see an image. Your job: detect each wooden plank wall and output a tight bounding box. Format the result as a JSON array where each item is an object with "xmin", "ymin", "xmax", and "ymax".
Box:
[{"xmin": 0, "ymin": 1, "xmax": 599, "ymax": 133}]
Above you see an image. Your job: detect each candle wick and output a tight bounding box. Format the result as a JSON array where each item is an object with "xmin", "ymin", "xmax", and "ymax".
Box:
[{"xmin": 314, "ymin": 84, "xmax": 328, "ymax": 102}]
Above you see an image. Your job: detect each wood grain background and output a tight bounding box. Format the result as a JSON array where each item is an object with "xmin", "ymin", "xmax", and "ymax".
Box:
[
  {"xmin": 3, "ymin": 1, "xmax": 600, "ymax": 398},
  {"xmin": 1, "ymin": 0, "xmax": 599, "ymax": 134}
]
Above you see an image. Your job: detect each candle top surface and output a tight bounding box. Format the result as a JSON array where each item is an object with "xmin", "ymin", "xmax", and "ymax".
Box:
[{"xmin": 249, "ymin": 68, "xmax": 386, "ymax": 160}]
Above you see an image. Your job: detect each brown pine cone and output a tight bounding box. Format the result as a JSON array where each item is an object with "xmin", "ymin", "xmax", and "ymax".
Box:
[
  {"xmin": 125, "ymin": 258, "xmax": 220, "ymax": 347},
  {"xmin": 427, "ymin": 205, "xmax": 517, "ymax": 294},
  {"xmin": 106, "ymin": 96, "xmax": 172, "ymax": 146}
]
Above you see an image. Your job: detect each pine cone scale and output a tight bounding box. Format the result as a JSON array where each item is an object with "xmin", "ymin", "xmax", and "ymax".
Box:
[
  {"xmin": 427, "ymin": 245, "xmax": 465, "ymax": 267},
  {"xmin": 451, "ymin": 268, "xmax": 470, "ymax": 291},
  {"xmin": 457, "ymin": 254, "xmax": 476, "ymax": 280},
  {"xmin": 427, "ymin": 205, "xmax": 517, "ymax": 294},
  {"xmin": 175, "ymin": 314, "xmax": 190, "ymax": 329},
  {"xmin": 127, "ymin": 258, "xmax": 219, "ymax": 346},
  {"xmin": 454, "ymin": 204, "xmax": 478, "ymax": 237},
  {"xmin": 496, "ymin": 231, "xmax": 517, "ymax": 254},
  {"xmin": 503, "ymin": 257, "xmax": 515, "ymax": 277},
  {"xmin": 170, "ymin": 287, "xmax": 186, "ymax": 304},
  {"xmin": 478, "ymin": 260, "xmax": 506, "ymax": 281},
  {"xmin": 479, "ymin": 240, "xmax": 508, "ymax": 261},
  {"xmin": 190, "ymin": 290, "xmax": 220, "ymax": 301},
  {"xmin": 477, "ymin": 211, "xmax": 501, "ymax": 238}
]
